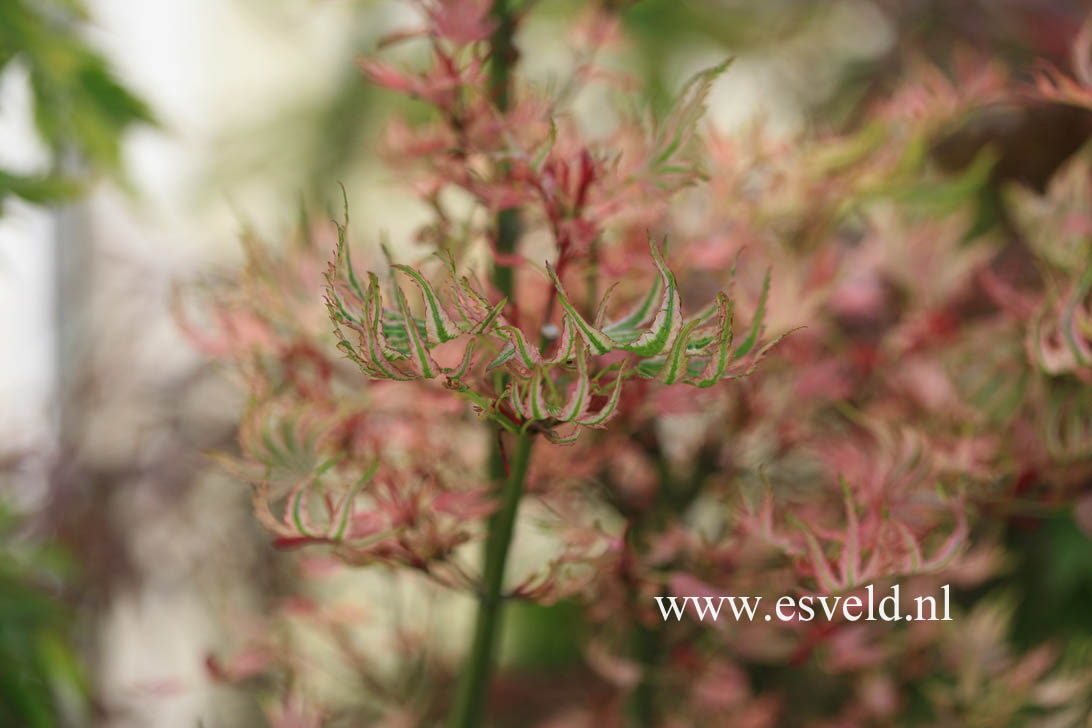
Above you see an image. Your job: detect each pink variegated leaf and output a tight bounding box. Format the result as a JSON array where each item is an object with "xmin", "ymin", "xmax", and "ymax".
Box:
[
  {"xmin": 594, "ymin": 281, "xmax": 622, "ymax": 330},
  {"xmin": 915, "ymin": 495, "xmax": 969, "ymax": 573},
  {"xmin": 427, "ymin": 0, "xmax": 496, "ymax": 46},
  {"xmin": 650, "ymin": 59, "xmax": 733, "ymax": 174},
  {"xmin": 544, "ymin": 316, "xmax": 577, "ymax": 366},
  {"xmin": 393, "ymin": 282, "xmax": 439, "ymax": 378},
  {"xmin": 733, "ymin": 268, "xmax": 771, "ymax": 359},
  {"xmin": 432, "ymin": 486, "xmax": 499, "ymax": 521},
  {"xmin": 790, "ymin": 513, "xmax": 844, "ymax": 594},
  {"xmin": 360, "ymin": 274, "xmax": 414, "ymax": 380},
  {"xmin": 608, "ymin": 236, "xmax": 683, "ymax": 357},
  {"xmin": 288, "ymin": 478, "xmax": 322, "ymax": 540},
  {"xmin": 837, "ymin": 477, "xmax": 862, "ymax": 589},
  {"xmin": 392, "ymin": 263, "xmax": 461, "ymax": 344},
  {"xmin": 329, "ymin": 460, "xmax": 379, "ymax": 541},
  {"xmin": 543, "ymin": 427, "xmax": 582, "ymax": 445},
  {"xmin": 547, "ymin": 261, "xmax": 616, "ymax": 355},
  {"xmin": 1030, "ymin": 62, "xmax": 1092, "ymax": 110},
  {"xmin": 602, "ymin": 274, "xmax": 661, "ymax": 336},
  {"xmin": 575, "ymin": 366, "xmax": 627, "ymax": 427},
  {"xmin": 441, "ymin": 339, "xmax": 476, "ymax": 382},
  {"xmin": 658, "ymin": 319, "xmax": 700, "ymax": 385},
  {"xmin": 508, "ymin": 379, "xmax": 533, "ymax": 421},
  {"xmin": 686, "ymin": 293, "xmax": 734, "ymax": 387},
  {"xmin": 895, "ymin": 520, "xmax": 926, "ymax": 573},
  {"xmin": 526, "ymin": 366, "xmax": 551, "ymax": 420},
  {"xmin": 495, "ymin": 325, "xmax": 546, "ymax": 371},
  {"xmin": 555, "ymin": 341, "xmax": 592, "ymax": 422}
]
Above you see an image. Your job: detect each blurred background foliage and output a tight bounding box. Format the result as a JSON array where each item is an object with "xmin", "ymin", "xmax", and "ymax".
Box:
[
  {"xmin": 0, "ymin": 504, "xmax": 88, "ymax": 727},
  {"xmin": 1, "ymin": 0, "xmax": 150, "ymax": 724},
  {"xmin": 206, "ymin": 0, "xmax": 1092, "ymax": 217},
  {"xmin": 0, "ymin": 0, "xmax": 152, "ymax": 214},
  {"xmin": 2, "ymin": 0, "xmax": 1092, "ymax": 726}
]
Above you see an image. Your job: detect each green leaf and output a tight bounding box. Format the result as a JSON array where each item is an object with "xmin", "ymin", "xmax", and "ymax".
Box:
[
  {"xmin": 498, "ymin": 325, "xmax": 543, "ymax": 370},
  {"xmin": 332, "ymin": 460, "xmax": 379, "ymax": 541},
  {"xmin": 528, "ymin": 367, "xmax": 549, "ymax": 420},
  {"xmin": 688, "ymin": 293, "xmax": 734, "ymax": 387},
  {"xmin": 651, "ymin": 58, "xmax": 732, "ymax": 168},
  {"xmin": 362, "ymin": 274, "xmax": 414, "ymax": 381},
  {"xmin": 575, "ymin": 367, "xmax": 626, "ymax": 427},
  {"xmin": 659, "ymin": 319, "xmax": 699, "ymax": 385},
  {"xmin": 290, "ymin": 479, "xmax": 320, "ymax": 539},
  {"xmin": 556, "ymin": 342, "xmax": 591, "ymax": 422},
  {"xmin": 604, "ymin": 275, "xmax": 661, "ymax": 336},
  {"xmin": 733, "ymin": 268, "xmax": 770, "ymax": 359},
  {"xmin": 547, "ymin": 262, "xmax": 616, "ymax": 355},
  {"xmin": 443, "ymin": 340, "xmax": 476, "ymax": 381},
  {"xmin": 393, "ymin": 264, "xmax": 461, "ymax": 344},
  {"xmin": 612, "ymin": 236, "xmax": 682, "ymax": 357},
  {"xmin": 532, "ymin": 118, "xmax": 558, "ymax": 173},
  {"xmin": 393, "ymin": 281, "xmax": 438, "ymax": 378}
]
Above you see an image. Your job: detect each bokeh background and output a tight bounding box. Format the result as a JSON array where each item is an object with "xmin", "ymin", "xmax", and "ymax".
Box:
[{"xmin": 2, "ymin": 1, "xmax": 1091, "ymax": 726}]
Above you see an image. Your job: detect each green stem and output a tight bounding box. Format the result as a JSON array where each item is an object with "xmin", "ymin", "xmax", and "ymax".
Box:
[
  {"xmin": 448, "ymin": 5, "xmax": 527, "ymax": 725},
  {"xmin": 488, "ymin": 0, "xmax": 517, "ymax": 112},
  {"xmin": 628, "ymin": 618, "xmax": 662, "ymax": 727},
  {"xmin": 448, "ymin": 433, "xmax": 534, "ymax": 728},
  {"xmin": 489, "ymin": 0, "xmax": 520, "ymax": 301},
  {"xmin": 493, "ymin": 207, "xmax": 520, "ymax": 300}
]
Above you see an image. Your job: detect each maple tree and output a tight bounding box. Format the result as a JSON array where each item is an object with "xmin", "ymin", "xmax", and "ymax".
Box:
[{"xmin": 182, "ymin": 2, "xmax": 1092, "ymax": 726}]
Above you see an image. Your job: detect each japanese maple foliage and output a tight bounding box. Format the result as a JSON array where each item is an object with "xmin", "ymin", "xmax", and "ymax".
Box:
[{"xmin": 185, "ymin": 2, "xmax": 1092, "ymax": 726}]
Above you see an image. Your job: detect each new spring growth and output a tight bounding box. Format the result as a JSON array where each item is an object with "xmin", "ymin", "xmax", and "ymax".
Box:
[{"xmin": 325, "ymin": 224, "xmax": 786, "ymax": 444}]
